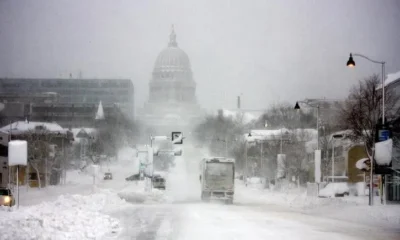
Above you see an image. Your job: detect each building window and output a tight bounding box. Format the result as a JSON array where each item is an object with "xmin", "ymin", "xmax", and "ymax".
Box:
[{"xmin": 0, "ymin": 145, "xmax": 8, "ymax": 157}]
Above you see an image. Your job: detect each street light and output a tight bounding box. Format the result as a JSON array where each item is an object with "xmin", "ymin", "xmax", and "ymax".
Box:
[
  {"xmin": 346, "ymin": 53, "xmax": 386, "ymax": 125},
  {"xmin": 294, "ymin": 102, "xmax": 301, "ymax": 110},
  {"xmin": 346, "ymin": 53, "xmax": 386, "ymax": 206},
  {"xmin": 346, "ymin": 54, "xmax": 355, "ymax": 67},
  {"xmin": 294, "ymin": 100, "xmax": 320, "ymax": 150}
]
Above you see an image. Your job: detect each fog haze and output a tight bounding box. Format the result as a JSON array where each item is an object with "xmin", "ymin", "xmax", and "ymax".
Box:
[{"xmin": 0, "ymin": 0, "xmax": 399, "ymax": 111}]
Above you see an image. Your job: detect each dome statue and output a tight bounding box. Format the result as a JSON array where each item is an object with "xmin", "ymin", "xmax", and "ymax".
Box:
[
  {"xmin": 149, "ymin": 25, "xmax": 196, "ymax": 103},
  {"xmin": 153, "ymin": 26, "xmax": 192, "ymax": 73},
  {"xmin": 138, "ymin": 25, "xmax": 204, "ymax": 135}
]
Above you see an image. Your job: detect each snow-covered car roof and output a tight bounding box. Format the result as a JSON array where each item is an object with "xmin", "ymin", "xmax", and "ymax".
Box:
[
  {"xmin": 203, "ymin": 157, "xmax": 235, "ymax": 163},
  {"xmin": 319, "ymin": 182, "xmax": 349, "ymax": 197}
]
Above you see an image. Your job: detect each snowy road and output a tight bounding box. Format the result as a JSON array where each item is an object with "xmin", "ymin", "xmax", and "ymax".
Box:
[
  {"xmin": 104, "ymin": 150, "xmax": 399, "ymax": 240},
  {"xmin": 106, "ymin": 200, "xmax": 400, "ymax": 240}
]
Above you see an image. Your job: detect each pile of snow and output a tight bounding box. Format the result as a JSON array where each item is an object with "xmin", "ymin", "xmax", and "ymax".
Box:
[
  {"xmin": 0, "ymin": 189, "xmax": 126, "ymax": 240},
  {"xmin": 318, "ymin": 182, "xmax": 349, "ymax": 198},
  {"xmin": 247, "ymin": 177, "xmax": 262, "ymax": 184},
  {"xmin": 118, "ymin": 187, "xmax": 167, "ymax": 204},
  {"xmin": 356, "ymin": 158, "xmax": 370, "ymax": 170},
  {"xmin": 374, "ymin": 139, "xmax": 393, "ymax": 165}
]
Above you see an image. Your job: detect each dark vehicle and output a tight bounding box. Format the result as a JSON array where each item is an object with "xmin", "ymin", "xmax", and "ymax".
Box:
[
  {"xmin": 126, "ymin": 173, "xmax": 141, "ymax": 181},
  {"xmin": 0, "ymin": 188, "xmax": 15, "ymax": 207},
  {"xmin": 152, "ymin": 175, "xmax": 166, "ymax": 190},
  {"xmin": 104, "ymin": 172, "xmax": 113, "ymax": 180}
]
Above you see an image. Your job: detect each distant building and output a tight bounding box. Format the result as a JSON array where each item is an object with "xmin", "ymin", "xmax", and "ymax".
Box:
[
  {"xmin": 383, "ymin": 71, "xmax": 400, "ymax": 202},
  {"xmin": 0, "ymin": 121, "xmax": 74, "ymax": 188},
  {"xmin": 137, "ymin": 26, "xmax": 204, "ymax": 135},
  {"xmin": 0, "ymin": 78, "xmax": 134, "ymax": 128}
]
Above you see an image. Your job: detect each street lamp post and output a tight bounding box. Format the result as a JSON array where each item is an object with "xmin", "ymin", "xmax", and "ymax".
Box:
[
  {"xmin": 346, "ymin": 53, "xmax": 386, "ymax": 206},
  {"xmin": 295, "ymin": 101, "xmax": 320, "ymax": 150},
  {"xmin": 295, "ymin": 101, "xmax": 321, "ymax": 183}
]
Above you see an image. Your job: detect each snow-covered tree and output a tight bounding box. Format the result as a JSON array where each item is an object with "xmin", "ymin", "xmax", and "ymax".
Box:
[
  {"xmin": 340, "ymin": 74, "xmax": 400, "ymax": 157},
  {"xmin": 194, "ymin": 110, "xmax": 245, "ymax": 157}
]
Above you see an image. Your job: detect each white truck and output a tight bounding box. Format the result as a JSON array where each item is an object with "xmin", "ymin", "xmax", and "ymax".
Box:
[{"xmin": 199, "ymin": 157, "xmax": 235, "ymax": 204}]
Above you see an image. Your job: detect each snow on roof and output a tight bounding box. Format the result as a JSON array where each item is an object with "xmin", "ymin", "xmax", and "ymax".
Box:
[
  {"xmin": 153, "ymin": 171, "xmax": 167, "ymax": 177},
  {"xmin": 95, "ymin": 101, "xmax": 105, "ymax": 120},
  {"xmin": 71, "ymin": 128, "xmax": 97, "ymax": 143},
  {"xmin": 377, "ymin": 70, "xmax": 400, "ymax": 89},
  {"xmin": 245, "ymin": 128, "xmax": 317, "ymax": 143},
  {"xmin": 71, "ymin": 128, "xmax": 97, "ymax": 137},
  {"xmin": 219, "ymin": 109, "xmax": 262, "ymax": 124},
  {"xmin": 0, "ymin": 121, "xmax": 67, "ymax": 134}
]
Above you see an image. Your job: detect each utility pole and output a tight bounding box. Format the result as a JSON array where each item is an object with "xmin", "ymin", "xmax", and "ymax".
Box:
[
  {"xmin": 331, "ymin": 140, "xmax": 335, "ymax": 183},
  {"xmin": 260, "ymin": 141, "xmax": 263, "ymax": 177},
  {"xmin": 280, "ymin": 128, "xmax": 283, "ymax": 154},
  {"xmin": 245, "ymin": 140, "xmax": 248, "ymax": 186},
  {"xmin": 225, "ymin": 136, "xmax": 228, "ymax": 157}
]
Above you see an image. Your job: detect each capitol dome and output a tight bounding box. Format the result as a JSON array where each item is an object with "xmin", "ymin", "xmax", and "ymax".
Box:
[{"xmin": 153, "ymin": 26, "xmax": 192, "ymax": 73}]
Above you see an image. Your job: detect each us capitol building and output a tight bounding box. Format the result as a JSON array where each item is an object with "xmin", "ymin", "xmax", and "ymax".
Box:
[{"xmin": 137, "ymin": 26, "xmax": 204, "ymax": 135}]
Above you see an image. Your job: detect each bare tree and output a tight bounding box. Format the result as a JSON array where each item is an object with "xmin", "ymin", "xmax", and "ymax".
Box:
[
  {"xmin": 25, "ymin": 127, "xmax": 53, "ymax": 188},
  {"xmin": 284, "ymin": 129, "xmax": 313, "ymax": 185},
  {"xmin": 194, "ymin": 111, "xmax": 245, "ymax": 157},
  {"xmin": 257, "ymin": 102, "xmax": 316, "ymax": 129},
  {"xmin": 340, "ymin": 74, "xmax": 400, "ymax": 156}
]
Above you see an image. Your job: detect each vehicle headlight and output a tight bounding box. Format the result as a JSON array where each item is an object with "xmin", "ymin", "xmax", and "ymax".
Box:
[{"xmin": 4, "ymin": 196, "xmax": 11, "ymax": 203}]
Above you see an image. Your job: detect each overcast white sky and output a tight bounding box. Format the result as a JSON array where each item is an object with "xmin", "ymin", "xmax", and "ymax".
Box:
[{"xmin": 0, "ymin": 0, "xmax": 399, "ymax": 112}]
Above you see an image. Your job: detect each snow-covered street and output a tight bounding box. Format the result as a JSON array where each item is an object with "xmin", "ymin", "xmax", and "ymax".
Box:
[
  {"xmin": 107, "ymin": 200, "xmax": 399, "ymax": 240},
  {"xmin": 1, "ymin": 148, "xmax": 399, "ymax": 240}
]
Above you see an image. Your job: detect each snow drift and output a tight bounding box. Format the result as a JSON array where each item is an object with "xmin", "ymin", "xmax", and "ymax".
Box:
[{"xmin": 0, "ymin": 190, "xmax": 126, "ymax": 240}]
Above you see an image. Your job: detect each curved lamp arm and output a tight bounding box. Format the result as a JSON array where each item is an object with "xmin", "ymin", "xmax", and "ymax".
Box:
[{"xmin": 352, "ymin": 53, "xmax": 385, "ymax": 65}]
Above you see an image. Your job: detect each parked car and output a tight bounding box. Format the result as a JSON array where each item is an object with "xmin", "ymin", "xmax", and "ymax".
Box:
[
  {"xmin": 126, "ymin": 173, "xmax": 141, "ymax": 181},
  {"xmin": 104, "ymin": 172, "xmax": 113, "ymax": 180},
  {"xmin": 319, "ymin": 182, "xmax": 350, "ymax": 198},
  {"xmin": 0, "ymin": 188, "xmax": 15, "ymax": 207}
]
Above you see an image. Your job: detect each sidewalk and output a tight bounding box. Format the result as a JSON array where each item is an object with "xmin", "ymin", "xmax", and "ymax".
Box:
[{"xmin": 235, "ymin": 180, "xmax": 400, "ymax": 229}]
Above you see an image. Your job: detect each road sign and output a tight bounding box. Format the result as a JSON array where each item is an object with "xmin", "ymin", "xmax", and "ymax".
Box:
[
  {"xmin": 378, "ymin": 129, "xmax": 390, "ymax": 141},
  {"xmin": 171, "ymin": 132, "xmax": 183, "ymax": 144}
]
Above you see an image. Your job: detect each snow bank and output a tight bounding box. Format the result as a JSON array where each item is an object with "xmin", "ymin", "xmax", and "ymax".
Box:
[
  {"xmin": 236, "ymin": 180, "xmax": 399, "ymax": 228},
  {"xmin": 356, "ymin": 158, "xmax": 369, "ymax": 170},
  {"xmin": 0, "ymin": 190, "xmax": 126, "ymax": 240},
  {"xmin": 118, "ymin": 187, "xmax": 167, "ymax": 204},
  {"xmin": 318, "ymin": 183, "xmax": 349, "ymax": 197}
]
